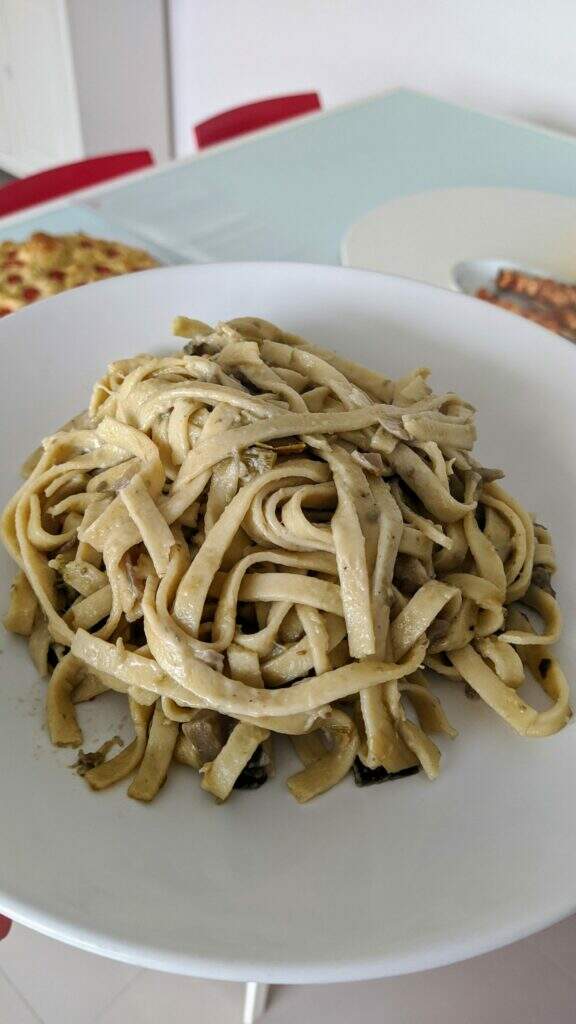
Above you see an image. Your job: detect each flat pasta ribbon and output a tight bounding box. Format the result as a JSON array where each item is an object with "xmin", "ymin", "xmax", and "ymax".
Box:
[{"xmin": 1, "ymin": 315, "xmax": 569, "ymax": 804}]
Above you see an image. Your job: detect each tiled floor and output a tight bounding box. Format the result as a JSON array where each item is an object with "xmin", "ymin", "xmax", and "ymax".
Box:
[{"xmin": 1, "ymin": 916, "xmax": 576, "ymax": 1023}]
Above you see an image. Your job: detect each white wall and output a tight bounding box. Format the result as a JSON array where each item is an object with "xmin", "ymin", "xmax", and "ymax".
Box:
[
  {"xmin": 67, "ymin": 0, "xmax": 172, "ymax": 162},
  {"xmin": 0, "ymin": 0, "xmax": 172, "ymax": 176},
  {"xmin": 169, "ymin": 0, "xmax": 576, "ymax": 156}
]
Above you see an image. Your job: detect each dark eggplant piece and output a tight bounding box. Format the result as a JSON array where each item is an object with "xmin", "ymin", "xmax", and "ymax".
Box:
[
  {"xmin": 352, "ymin": 758, "xmax": 420, "ymax": 787},
  {"xmin": 234, "ymin": 745, "xmax": 269, "ymax": 790}
]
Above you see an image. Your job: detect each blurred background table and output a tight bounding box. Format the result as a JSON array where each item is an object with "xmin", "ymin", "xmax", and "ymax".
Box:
[{"xmin": 2, "ymin": 89, "xmax": 576, "ymax": 267}]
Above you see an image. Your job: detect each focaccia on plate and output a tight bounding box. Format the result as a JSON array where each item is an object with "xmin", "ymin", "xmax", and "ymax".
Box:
[{"xmin": 0, "ymin": 231, "xmax": 158, "ymax": 316}]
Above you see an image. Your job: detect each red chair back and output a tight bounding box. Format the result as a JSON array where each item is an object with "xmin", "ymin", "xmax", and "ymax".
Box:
[
  {"xmin": 195, "ymin": 93, "xmax": 321, "ymax": 149},
  {"xmin": 0, "ymin": 915, "xmax": 12, "ymax": 940},
  {"xmin": 0, "ymin": 150, "xmax": 154, "ymax": 216}
]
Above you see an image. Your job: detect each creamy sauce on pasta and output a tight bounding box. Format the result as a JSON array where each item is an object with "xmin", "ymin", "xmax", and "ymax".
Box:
[{"xmin": 1, "ymin": 316, "xmax": 569, "ymax": 804}]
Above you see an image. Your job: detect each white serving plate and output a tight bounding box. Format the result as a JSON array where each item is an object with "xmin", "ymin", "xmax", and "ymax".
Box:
[
  {"xmin": 0, "ymin": 262, "xmax": 575, "ymax": 983},
  {"xmin": 341, "ymin": 187, "xmax": 576, "ymax": 290}
]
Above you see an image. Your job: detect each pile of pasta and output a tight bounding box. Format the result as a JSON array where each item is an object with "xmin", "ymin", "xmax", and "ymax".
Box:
[{"xmin": 1, "ymin": 316, "xmax": 570, "ymax": 804}]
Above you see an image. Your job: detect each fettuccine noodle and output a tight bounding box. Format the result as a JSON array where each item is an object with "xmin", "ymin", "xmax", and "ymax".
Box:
[{"xmin": 1, "ymin": 316, "xmax": 570, "ymax": 804}]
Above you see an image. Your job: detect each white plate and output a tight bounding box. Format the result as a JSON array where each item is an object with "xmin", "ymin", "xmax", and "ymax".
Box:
[
  {"xmin": 1, "ymin": 263, "xmax": 575, "ymax": 983},
  {"xmin": 341, "ymin": 187, "xmax": 576, "ymax": 289}
]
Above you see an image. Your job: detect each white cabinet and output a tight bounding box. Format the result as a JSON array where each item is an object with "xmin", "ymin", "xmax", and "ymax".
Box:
[
  {"xmin": 0, "ymin": 20, "xmax": 16, "ymax": 163},
  {"xmin": 0, "ymin": 0, "xmax": 171, "ymax": 176},
  {"xmin": 0, "ymin": 0, "xmax": 82, "ymax": 174}
]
